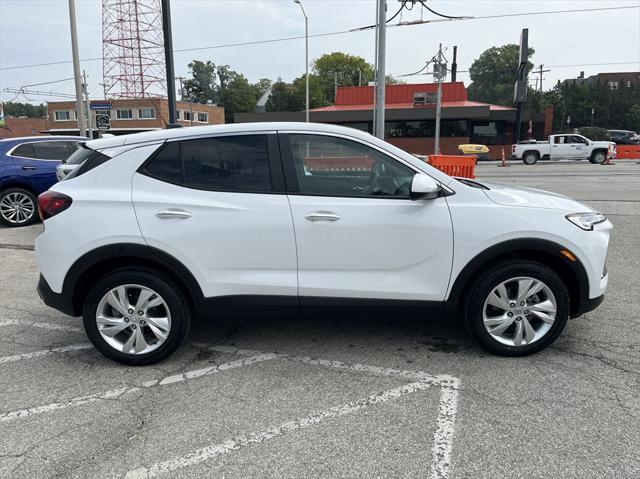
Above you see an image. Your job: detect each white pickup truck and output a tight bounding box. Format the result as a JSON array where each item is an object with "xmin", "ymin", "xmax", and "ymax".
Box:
[{"xmin": 512, "ymin": 134, "xmax": 616, "ymax": 165}]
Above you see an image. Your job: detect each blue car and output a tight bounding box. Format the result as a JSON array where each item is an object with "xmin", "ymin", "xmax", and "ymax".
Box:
[{"xmin": 0, "ymin": 136, "xmax": 86, "ymax": 227}]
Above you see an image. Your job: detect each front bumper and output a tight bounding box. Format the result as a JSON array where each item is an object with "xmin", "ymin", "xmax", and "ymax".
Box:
[
  {"xmin": 573, "ymin": 293, "xmax": 605, "ymax": 318},
  {"xmin": 37, "ymin": 274, "xmax": 77, "ymax": 317}
]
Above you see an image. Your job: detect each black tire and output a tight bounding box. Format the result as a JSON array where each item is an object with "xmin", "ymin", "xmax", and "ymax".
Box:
[
  {"xmin": 590, "ymin": 150, "xmax": 607, "ymax": 164},
  {"xmin": 0, "ymin": 188, "xmax": 38, "ymax": 227},
  {"xmin": 522, "ymin": 151, "xmax": 539, "ymax": 165},
  {"xmin": 462, "ymin": 261, "xmax": 570, "ymax": 356},
  {"xmin": 82, "ymin": 269, "xmax": 191, "ymax": 365}
]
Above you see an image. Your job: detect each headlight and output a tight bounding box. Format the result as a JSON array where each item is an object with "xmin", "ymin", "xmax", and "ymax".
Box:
[{"xmin": 566, "ymin": 212, "xmax": 607, "ymax": 231}]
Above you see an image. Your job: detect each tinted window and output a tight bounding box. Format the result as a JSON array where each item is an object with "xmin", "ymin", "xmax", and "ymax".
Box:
[
  {"xmin": 63, "ymin": 150, "xmax": 112, "ymax": 180},
  {"xmin": 143, "ymin": 141, "xmax": 182, "ymax": 183},
  {"xmin": 12, "ymin": 143, "xmax": 36, "ymax": 158},
  {"xmin": 65, "ymin": 145, "xmax": 95, "ymax": 165},
  {"xmin": 66, "ymin": 141, "xmax": 83, "ymax": 152},
  {"xmin": 143, "ymin": 135, "xmax": 272, "ymax": 193},
  {"xmin": 289, "ymin": 134, "xmax": 414, "ymax": 198},
  {"xmin": 33, "ymin": 141, "xmax": 72, "ymax": 160}
]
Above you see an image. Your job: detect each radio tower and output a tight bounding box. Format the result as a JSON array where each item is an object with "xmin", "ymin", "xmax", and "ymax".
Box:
[{"xmin": 102, "ymin": 0, "xmax": 167, "ymax": 99}]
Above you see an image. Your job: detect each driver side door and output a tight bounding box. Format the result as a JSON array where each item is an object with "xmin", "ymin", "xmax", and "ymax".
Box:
[{"xmin": 280, "ymin": 132, "xmax": 454, "ymax": 303}]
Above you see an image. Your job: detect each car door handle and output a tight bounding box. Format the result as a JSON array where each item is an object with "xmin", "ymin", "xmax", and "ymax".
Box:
[
  {"xmin": 305, "ymin": 211, "xmax": 341, "ymax": 222},
  {"xmin": 21, "ymin": 166, "xmax": 36, "ymax": 170},
  {"xmin": 155, "ymin": 209, "xmax": 192, "ymax": 219}
]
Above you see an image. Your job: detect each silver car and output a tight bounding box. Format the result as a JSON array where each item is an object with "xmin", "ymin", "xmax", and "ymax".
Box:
[{"xmin": 56, "ymin": 145, "xmax": 97, "ymax": 180}]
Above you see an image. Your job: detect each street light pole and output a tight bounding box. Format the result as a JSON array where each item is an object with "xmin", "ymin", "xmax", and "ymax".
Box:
[
  {"xmin": 374, "ymin": 0, "xmax": 386, "ymax": 139},
  {"xmin": 68, "ymin": 0, "xmax": 87, "ymax": 137},
  {"xmin": 161, "ymin": 0, "xmax": 181, "ymax": 128},
  {"xmin": 294, "ymin": 0, "xmax": 309, "ymax": 122}
]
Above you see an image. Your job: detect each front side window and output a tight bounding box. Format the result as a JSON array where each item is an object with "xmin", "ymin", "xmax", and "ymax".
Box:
[
  {"xmin": 116, "ymin": 109, "xmax": 133, "ymax": 120},
  {"xmin": 33, "ymin": 141, "xmax": 72, "ymax": 160},
  {"xmin": 138, "ymin": 108, "xmax": 155, "ymax": 119},
  {"xmin": 289, "ymin": 134, "xmax": 415, "ymax": 198},
  {"xmin": 143, "ymin": 135, "xmax": 272, "ymax": 193}
]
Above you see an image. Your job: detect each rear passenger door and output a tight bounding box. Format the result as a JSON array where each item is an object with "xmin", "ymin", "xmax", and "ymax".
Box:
[
  {"xmin": 131, "ymin": 132, "xmax": 299, "ymax": 303},
  {"xmin": 10, "ymin": 140, "xmax": 75, "ymax": 192}
]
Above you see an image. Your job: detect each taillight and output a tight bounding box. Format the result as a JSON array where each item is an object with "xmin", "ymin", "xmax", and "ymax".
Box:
[{"xmin": 38, "ymin": 191, "xmax": 72, "ymax": 220}]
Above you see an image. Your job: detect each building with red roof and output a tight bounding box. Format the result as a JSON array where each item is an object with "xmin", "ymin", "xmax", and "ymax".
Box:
[{"xmin": 236, "ymin": 82, "xmax": 553, "ymax": 160}]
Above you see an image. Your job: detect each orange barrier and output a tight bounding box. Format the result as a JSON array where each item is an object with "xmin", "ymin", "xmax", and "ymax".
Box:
[
  {"xmin": 615, "ymin": 145, "xmax": 640, "ymax": 160},
  {"xmin": 428, "ymin": 155, "xmax": 476, "ymax": 179}
]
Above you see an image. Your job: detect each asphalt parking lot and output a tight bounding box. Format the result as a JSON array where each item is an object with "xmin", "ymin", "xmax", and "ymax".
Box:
[{"xmin": 1, "ymin": 161, "xmax": 639, "ymax": 478}]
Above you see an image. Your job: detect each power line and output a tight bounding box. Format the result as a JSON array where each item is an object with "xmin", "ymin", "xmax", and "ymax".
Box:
[{"xmin": 1, "ymin": 4, "xmax": 638, "ymax": 72}]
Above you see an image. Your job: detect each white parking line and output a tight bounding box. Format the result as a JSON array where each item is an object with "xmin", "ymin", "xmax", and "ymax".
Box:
[
  {"xmin": 0, "ymin": 343, "xmax": 92, "ymax": 363},
  {"xmin": 124, "ymin": 380, "xmax": 432, "ymax": 479},
  {"xmin": 199, "ymin": 344, "xmax": 461, "ymax": 479},
  {"xmin": 0, "ymin": 353, "xmax": 277, "ymax": 422},
  {"xmin": 0, "ymin": 318, "xmax": 82, "ymax": 333}
]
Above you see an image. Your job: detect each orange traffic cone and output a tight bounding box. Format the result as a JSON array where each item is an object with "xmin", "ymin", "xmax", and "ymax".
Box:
[{"xmin": 498, "ymin": 148, "xmax": 509, "ymax": 167}]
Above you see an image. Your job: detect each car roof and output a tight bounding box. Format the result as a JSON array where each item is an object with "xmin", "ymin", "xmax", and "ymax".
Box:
[
  {"xmin": 0, "ymin": 135, "xmax": 86, "ymax": 144},
  {"xmin": 86, "ymin": 122, "xmax": 376, "ymax": 149}
]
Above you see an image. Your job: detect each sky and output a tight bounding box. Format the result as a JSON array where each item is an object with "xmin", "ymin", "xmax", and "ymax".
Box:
[{"xmin": 0, "ymin": 0, "xmax": 639, "ymax": 104}]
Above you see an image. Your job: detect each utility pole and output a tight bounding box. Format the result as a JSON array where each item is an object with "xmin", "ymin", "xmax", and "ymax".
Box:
[
  {"xmin": 294, "ymin": 1, "xmax": 309, "ymax": 122},
  {"xmin": 534, "ymin": 64, "xmax": 550, "ymax": 92},
  {"xmin": 433, "ymin": 44, "xmax": 447, "ymax": 155},
  {"xmin": 83, "ymin": 70, "xmax": 93, "ymax": 139},
  {"xmin": 161, "ymin": 0, "xmax": 180, "ymax": 128},
  {"xmin": 334, "ymin": 72, "xmax": 338, "ymax": 102},
  {"xmin": 68, "ymin": 0, "xmax": 86, "ymax": 137},
  {"xmin": 372, "ymin": 0, "xmax": 379, "ymax": 134},
  {"xmin": 451, "ymin": 46, "xmax": 458, "ymax": 83},
  {"xmin": 374, "ymin": 0, "xmax": 387, "ymax": 139},
  {"xmin": 513, "ymin": 28, "xmax": 529, "ymax": 144}
]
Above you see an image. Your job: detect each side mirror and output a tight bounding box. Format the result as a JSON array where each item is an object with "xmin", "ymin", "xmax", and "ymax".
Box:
[{"xmin": 410, "ymin": 174, "xmax": 440, "ymax": 200}]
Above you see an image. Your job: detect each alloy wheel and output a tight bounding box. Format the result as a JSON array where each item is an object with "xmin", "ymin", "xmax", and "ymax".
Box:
[
  {"xmin": 96, "ymin": 284, "xmax": 171, "ymax": 355},
  {"xmin": 0, "ymin": 192, "xmax": 35, "ymax": 225},
  {"xmin": 482, "ymin": 276, "xmax": 557, "ymax": 347}
]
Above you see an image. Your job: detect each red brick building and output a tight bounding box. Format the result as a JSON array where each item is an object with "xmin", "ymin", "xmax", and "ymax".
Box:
[
  {"xmin": 45, "ymin": 98, "xmax": 225, "ymax": 137},
  {"xmin": 236, "ymin": 82, "xmax": 553, "ymax": 160},
  {"xmin": 0, "ymin": 117, "xmax": 49, "ymax": 139}
]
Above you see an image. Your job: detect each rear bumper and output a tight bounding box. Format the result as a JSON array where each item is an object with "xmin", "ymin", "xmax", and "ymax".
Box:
[{"xmin": 37, "ymin": 274, "xmax": 77, "ymax": 317}]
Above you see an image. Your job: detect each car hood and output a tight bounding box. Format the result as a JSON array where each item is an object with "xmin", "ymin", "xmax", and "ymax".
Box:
[{"xmin": 478, "ymin": 181, "xmax": 594, "ymax": 212}]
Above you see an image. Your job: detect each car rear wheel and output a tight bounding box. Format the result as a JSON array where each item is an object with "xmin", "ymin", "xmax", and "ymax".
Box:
[
  {"xmin": 590, "ymin": 150, "xmax": 607, "ymax": 164},
  {"xmin": 83, "ymin": 269, "xmax": 191, "ymax": 365},
  {"xmin": 463, "ymin": 261, "xmax": 569, "ymax": 356},
  {"xmin": 0, "ymin": 188, "xmax": 38, "ymax": 227},
  {"xmin": 522, "ymin": 152, "xmax": 539, "ymax": 165}
]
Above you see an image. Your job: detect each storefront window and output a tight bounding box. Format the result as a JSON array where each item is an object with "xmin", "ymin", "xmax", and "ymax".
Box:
[
  {"xmin": 384, "ymin": 120, "xmax": 467, "ymax": 138},
  {"xmin": 471, "ymin": 121, "xmax": 504, "ymax": 145}
]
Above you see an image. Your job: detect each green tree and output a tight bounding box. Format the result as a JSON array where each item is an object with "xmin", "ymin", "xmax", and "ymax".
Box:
[
  {"xmin": 1, "ymin": 102, "xmax": 47, "ymax": 118},
  {"xmin": 265, "ymin": 79, "xmax": 301, "ymax": 112},
  {"xmin": 467, "ymin": 44, "xmax": 535, "ymax": 106},
  {"xmin": 183, "ymin": 60, "xmax": 217, "ymax": 104},
  {"xmin": 292, "ymin": 74, "xmax": 327, "ymax": 109},
  {"xmin": 312, "ymin": 52, "xmax": 375, "ymax": 103},
  {"xmin": 253, "ymin": 78, "xmax": 273, "ymax": 99}
]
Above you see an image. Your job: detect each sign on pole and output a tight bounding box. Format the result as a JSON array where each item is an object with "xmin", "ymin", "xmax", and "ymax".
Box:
[
  {"xmin": 90, "ymin": 101, "xmax": 113, "ymax": 110},
  {"xmin": 95, "ymin": 112, "xmax": 111, "ymax": 130}
]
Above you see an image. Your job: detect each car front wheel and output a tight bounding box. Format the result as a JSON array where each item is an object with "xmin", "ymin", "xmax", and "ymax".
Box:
[
  {"xmin": 463, "ymin": 261, "xmax": 570, "ymax": 356},
  {"xmin": 83, "ymin": 269, "xmax": 191, "ymax": 365}
]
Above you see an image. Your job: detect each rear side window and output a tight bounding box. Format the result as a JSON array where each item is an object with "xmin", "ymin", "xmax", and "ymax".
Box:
[
  {"xmin": 142, "ymin": 135, "xmax": 272, "ymax": 193},
  {"xmin": 32, "ymin": 141, "xmax": 72, "ymax": 160},
  {"xmin": 62, "ymin": 149, "xmax": 112, "ymax": 180},
  {"xmin": 11, "ymin": 143, "xmax": 36, "ymax": 158}
]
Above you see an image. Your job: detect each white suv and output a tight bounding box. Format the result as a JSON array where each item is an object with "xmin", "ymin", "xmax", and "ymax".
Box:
[{"xmin": 35, "ymin": 123, "xmax": 611, "ymax": 365}]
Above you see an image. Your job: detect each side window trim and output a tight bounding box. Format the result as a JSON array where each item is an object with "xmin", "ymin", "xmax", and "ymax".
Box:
[
  {"xmin": 8, "ymin": 140, "xmax": 77, "ymax": 161},
  {"xmin": 278, "ymin": 131, "xmax": 424, "ymax": 199},
  {"xmin": 139, "ymin": 132, "xmax": 286, "ymax": 195}
]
